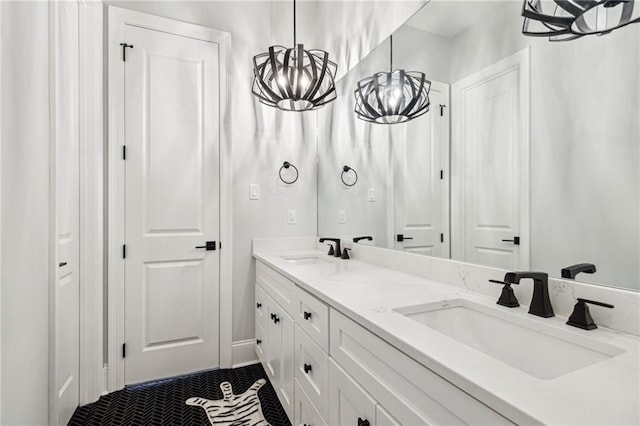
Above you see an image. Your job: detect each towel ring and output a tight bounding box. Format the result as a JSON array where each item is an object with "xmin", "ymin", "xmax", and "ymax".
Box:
[
  {"xmin": 279, "ymin": 161, "xmax": 299, "ymax": 185},
  {"xmin": 341, "ymin": 165, "xmax": 358, "ymax": 187}
]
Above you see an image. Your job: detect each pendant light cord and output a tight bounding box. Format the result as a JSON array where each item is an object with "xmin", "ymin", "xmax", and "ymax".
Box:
[
  {"xmin": 293, "ymin": 0, "xmax": 297, "ymax": 47},
  {"xmin": 389, "ymin": 35, "xmax": 393, "ymax": 72}
]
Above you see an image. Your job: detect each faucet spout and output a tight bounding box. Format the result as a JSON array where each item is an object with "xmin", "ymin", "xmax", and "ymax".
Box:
[{"xmin": 505, "ymin": 271, "xmax": 554, "ymax": 318}]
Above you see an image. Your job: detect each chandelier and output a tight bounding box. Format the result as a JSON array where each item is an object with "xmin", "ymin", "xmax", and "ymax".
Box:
[
  {"xmin": 354, "ymin": 36, "xmax": 431, "ymax": 124},
  {"xmin": 252, "ymin": 0, "xmax": 337, "ymax": 111},
  {"xmin": 522, "ymin": 0, "xmax": 640, "ymax": 41}
]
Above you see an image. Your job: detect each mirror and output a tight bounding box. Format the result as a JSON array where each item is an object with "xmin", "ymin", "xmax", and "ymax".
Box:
[{"xmin": 317, "ymin": 0, "xmax": 640, "ymax": 291}]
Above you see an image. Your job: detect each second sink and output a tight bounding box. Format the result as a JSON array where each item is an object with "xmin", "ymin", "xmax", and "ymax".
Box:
[{"xmin": 394, "ymin": 299, "xmax": 624, "ymax": 380}]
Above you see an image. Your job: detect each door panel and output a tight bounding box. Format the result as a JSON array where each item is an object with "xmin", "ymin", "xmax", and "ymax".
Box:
[
  {"xmin": 55, "ymin": 2, "xmax": 80, "ymax": 424},
  {"xmin": 328, "ymin": 359, "xmax": 377, "ymax": 426},
  {"xmin": 394, "ymin": 81, "xmax": 449, "ymax": 257},
  {"xmin": 124, "ymin": 24, "xmax": 220, "ymax": 384},
  {"xmin": 453, "ymin": 51, "xmax": 529, "ymax": 270}
]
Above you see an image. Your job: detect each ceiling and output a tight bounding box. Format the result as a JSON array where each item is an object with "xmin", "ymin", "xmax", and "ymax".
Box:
[{"xmin": 405, "ymin": 0, "xmax": 513, "ymax": 38}]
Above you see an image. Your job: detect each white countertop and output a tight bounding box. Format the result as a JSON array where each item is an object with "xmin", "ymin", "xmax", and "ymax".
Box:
[{"xmin": 253, "ymin": 248, "xmax": 640, "ymax": 426}]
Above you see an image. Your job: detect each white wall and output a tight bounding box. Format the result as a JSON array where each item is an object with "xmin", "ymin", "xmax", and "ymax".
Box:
[
  {"xmin": 449, "ymin": 3, "xmax": 640, "ymax": 289},
  {"xmin": 1, "ymin": 2, "xmax": 51, "ymax": 424}
]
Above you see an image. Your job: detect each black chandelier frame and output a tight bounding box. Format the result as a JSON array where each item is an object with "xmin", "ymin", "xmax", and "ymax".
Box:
[
  {"xmin": 252, "ymin": 0, "xmax": 337, "ymax": 111},
  {"xmin": 353, "ymin": 35, "xmax": 431, "ymax": 124},
  {"xmin": 522, "ymin": 0, "xmax": 640, "ymax": 41}
]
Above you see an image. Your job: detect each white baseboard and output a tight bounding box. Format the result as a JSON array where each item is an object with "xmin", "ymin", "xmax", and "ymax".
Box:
[{"xmin": 232, "ymin": 339, "xmax": 259, "ymax": 368}]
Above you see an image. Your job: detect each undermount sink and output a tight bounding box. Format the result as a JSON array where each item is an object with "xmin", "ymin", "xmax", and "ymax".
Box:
[
  {"xmin": 280, "ymin": 255, "xmax": 332, "ymax": 265},
  {"xmin": 394, "ymin": 299, "xmax": 625, "ymax": 380}
]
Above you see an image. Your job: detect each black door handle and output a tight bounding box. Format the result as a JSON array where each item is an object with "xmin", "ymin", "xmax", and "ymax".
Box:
[
  {"xmin": 59, "ymin": 262, "xmax": 68, "ymax": 267},
  {"xmin": 501, "ymin": 236, "xmax": 520, "ymax": 245},
  {"xmin": 396, "ymin": 234, "xmax": 414, "ymax": 242},
  {"xmin": 195, "ymin": 241, "xmax": 216, "ymax": 250}
]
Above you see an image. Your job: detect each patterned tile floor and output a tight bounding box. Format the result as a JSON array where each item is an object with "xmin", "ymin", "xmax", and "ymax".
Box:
[{"xmin": 69, "ymin": 363, "xmax": 291, "ymax": 426}]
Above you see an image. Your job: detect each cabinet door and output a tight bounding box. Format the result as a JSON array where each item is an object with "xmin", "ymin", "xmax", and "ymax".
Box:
[
  {"xmin": 295, "ymin": 379, "xmax": 327, "ymax": 426},
  {"xmin": 329, "ymin": 359, "xmax": 377, "ymax": 426},
  {"xmin": 270, "ymin": 301, "xmax": 295, "ymax": 421},
  {"xmin": 376, "ymin": 405, "xmax": 402, "ymax": 426},
  {"xmin": 255, "ymin": 320, "xmax": 266, "ymax": 363}
]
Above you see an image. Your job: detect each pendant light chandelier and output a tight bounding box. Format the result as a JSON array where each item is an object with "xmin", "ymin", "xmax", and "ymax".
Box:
[
  {"xmin": 522, "ymin": 0, "xmax": 640, "ymax": 41},
  {"xmin": 252, "ymin": 0, "xmax": 337, "ymax": 111},
  {"xmin": 354, "ymin": 36, "xmax": 431, "ymax": 124}
]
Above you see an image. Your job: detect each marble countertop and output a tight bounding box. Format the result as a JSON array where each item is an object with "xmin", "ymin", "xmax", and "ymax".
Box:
[{"xmin": 253, "ymin": 248, "xmax": 640, "ymax": 426}]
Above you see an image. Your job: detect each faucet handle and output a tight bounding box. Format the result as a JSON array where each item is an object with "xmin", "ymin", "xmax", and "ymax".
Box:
[
  {"xmin": 327, "ymin": 244, "xmax": 335, "ymax": 256},
  {"xmin": 490, "ymin": 279, "xmax": 520, "ymax": 308},
  {"xmin": 566, "ymin": 298, "xmax": 614, "ymax": 330}
]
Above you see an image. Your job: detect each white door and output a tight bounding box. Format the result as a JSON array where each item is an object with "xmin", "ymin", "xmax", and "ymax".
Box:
[
  {"xmin": 452, "ymin": 49, "xmax": 530, "ymax": 270},
  {"xmin": 394, "ymin": 81, "xmax": 450, "ymax": 257},
  {"xmin": 54, "ymin": 2, "xmax": 80, "ymax": 424},
  {"xmin": 124, "ymin": 24, "xmax": 221, "ymax": 384}
]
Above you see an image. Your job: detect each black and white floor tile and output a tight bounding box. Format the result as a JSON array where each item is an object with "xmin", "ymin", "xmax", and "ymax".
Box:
[{"xmin": 69, "ymin": 363, "xmax": 291, "ymax": 426}]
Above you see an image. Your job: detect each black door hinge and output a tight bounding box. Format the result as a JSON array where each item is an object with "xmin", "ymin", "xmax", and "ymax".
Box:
[
  {"xmin": 120, "ymin": 43, "xmax": 134, "ymax": 62},
  {"xmin": 122, "ymin": 244, "xmax": 126, "ymax": 259},
  {"xmin": 122, "ymin": 145, "xmax": 126, "ymax": 160},
  {"xmin": 122, "ymin": 343, "xmax": 126, "ymax": 358},
  {"xmin": 439, "ymin": 104, "xmax": 446, "ymax": 116},
  {"xmin": 440, "ymin": 233, "xmax": 444, "ymax": 243},
  {"xmin": 440, "ymin": 170, "xmax": 444, "ymax": 180}
]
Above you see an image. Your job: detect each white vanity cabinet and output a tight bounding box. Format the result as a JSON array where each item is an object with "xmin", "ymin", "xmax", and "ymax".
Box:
[
  {"xmin": 255, "ymin": 260, "xmax": 513, "ymax": 425},
  {"xmin": 254, "ymin": 272, "xmax": 295, "ymax": 420}
]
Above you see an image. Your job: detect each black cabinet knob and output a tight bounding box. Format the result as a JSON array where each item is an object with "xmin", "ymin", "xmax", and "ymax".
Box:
[
  {"xmin": 303, "ymin": 311, "xmax": 312, "ymax": 320},
  {"xmin": 358, "ymin": 418, "xmax": 370, "ymax": 426},
  {"xmin": 270, "ymin": 313, "xmax": 275, "ymax": 320},
  {"xmin": 256, "ymin": 302, "xmax": 262, "ymax": 309},
  {"xmin": 273, "ymin": 315, "xmax": 280, "ymax": 324},
  {"xmin": 256, "ymin": 339, "xmax": 262, "ymax": 345},
  {"xmin": 303, "ymin": 363, "xmax": 312, "ymax": 374}
]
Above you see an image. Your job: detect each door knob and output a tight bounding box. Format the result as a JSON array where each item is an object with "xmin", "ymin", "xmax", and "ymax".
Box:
[
  {"xmin": 501, "ymin": 236, "xmax": 520, "ymax": 245},
  {"xmin": 396, "ymin": 234, "xmax": 414, "ymax": 242},
  {"xmin": 195, "ymin": 241, "xmax": 217, "ymax": 250}
]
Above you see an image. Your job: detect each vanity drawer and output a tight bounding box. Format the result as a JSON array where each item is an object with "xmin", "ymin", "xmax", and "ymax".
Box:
[
  {"xmin": 256, "ymin": 261, "xmax": 297, "ymax": 316},
  {"xmin": 294, "ymin": 324, "xmax": 329, "ymax": 419},
  {"xmin": 295, "ymin": 286, "xmax": 330, "ymax": 352},
  {"xmin": 255, "ymin": 283, "xmax": 269, "ymax": 330},
  {"xmin": 295, "ymin": 379, "xmax": 327, "ymax": 426},
  {"xmin": 330, "ymin": 309, "xmax": 513, "ymax": 426}
]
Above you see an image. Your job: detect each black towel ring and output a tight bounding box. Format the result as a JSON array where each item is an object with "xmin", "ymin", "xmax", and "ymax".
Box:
[
  {"xmin": 341, "ymin": 165, "xmax": 358, "ymax": 187},
  {"xmin": 279, "ymin": 161, "xmax": 299, "ymax": 185}
]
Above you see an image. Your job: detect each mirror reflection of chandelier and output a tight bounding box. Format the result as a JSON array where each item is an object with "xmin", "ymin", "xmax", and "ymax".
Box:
[
  {"xmin": 353, "ymin": 36, "xmax": 431, "ymax": 124},
  {"xmin": 522, "ymin": 0, "xmax": 640, "ymax": 41}
]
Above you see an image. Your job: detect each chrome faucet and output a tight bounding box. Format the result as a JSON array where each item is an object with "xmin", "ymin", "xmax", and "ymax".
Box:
[{"xmin": 504, "ymin": 271, "xmax": 554, "ymax": 318}]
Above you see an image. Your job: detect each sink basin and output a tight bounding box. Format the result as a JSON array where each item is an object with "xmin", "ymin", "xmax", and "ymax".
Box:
[
  {"xmin": 280, "ymin": 255, "xmax": 332, "ymax": 265},
  {"xmin": 394, "ymin": 299, "xmax": 625, "ymax": 380}
]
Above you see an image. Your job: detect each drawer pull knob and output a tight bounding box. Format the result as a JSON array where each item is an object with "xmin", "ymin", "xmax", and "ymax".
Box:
[
  {"xmin": 256, "ymin": 302, "xmax": 262, "ymax": 309},
  {"xmin": 270, "ymin": 313, "xmax": 275, "ymax": 320},
  {"xmin": 303, "ymin": 311, "xmax": 312, "ymax": 320},
  {"xmin": 273, "ymin": 315, "xmax": 280, "ymax": 324},
  {"xmin": 303, "ymin": 363, "xmax": 312, "ymax": 374},
  {"xmin": 256, "ymin": 339, "xmax": 262, "ymax": 345},
  {"xmin": 358, "ymin": 418, "xmax": 370, "ymax": 426}
]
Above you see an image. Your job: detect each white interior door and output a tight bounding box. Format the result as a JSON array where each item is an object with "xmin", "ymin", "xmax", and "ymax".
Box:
[
  {"xmin": 124, "ymin": 24, "xmax": 221, "ymax": 384},
  {"xmin": 54, "ymin": 2, "xmax": 80, "ymax": 424},
  {"xmin": 452, "ymin": 49, "xmax": 530, "ymax": 270},
  {"xmin": 394, "ymin": 81, "xmax": 450, "ymax": 257}
]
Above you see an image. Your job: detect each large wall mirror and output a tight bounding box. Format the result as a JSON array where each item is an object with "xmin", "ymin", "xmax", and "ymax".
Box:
[{"xmin": 317, "ymin": 0, "xmax": 640, "ymax": 291}]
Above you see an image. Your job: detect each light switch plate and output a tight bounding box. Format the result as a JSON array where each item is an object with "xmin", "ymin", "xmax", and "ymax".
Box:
[
  {"xmin": 288, "ymin": 209, "xmax": 297, "ymax": 224},
  {"xmin": 338, "ymin": 209, "xmax": 346, "ymax": 224},
  {"xmin": 250, "ymin": 184, "xmax": 260, "ymax": 200},
  {"xmin": 368, "ymin": 188, "xmax": 376, "ymax": 202}
]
